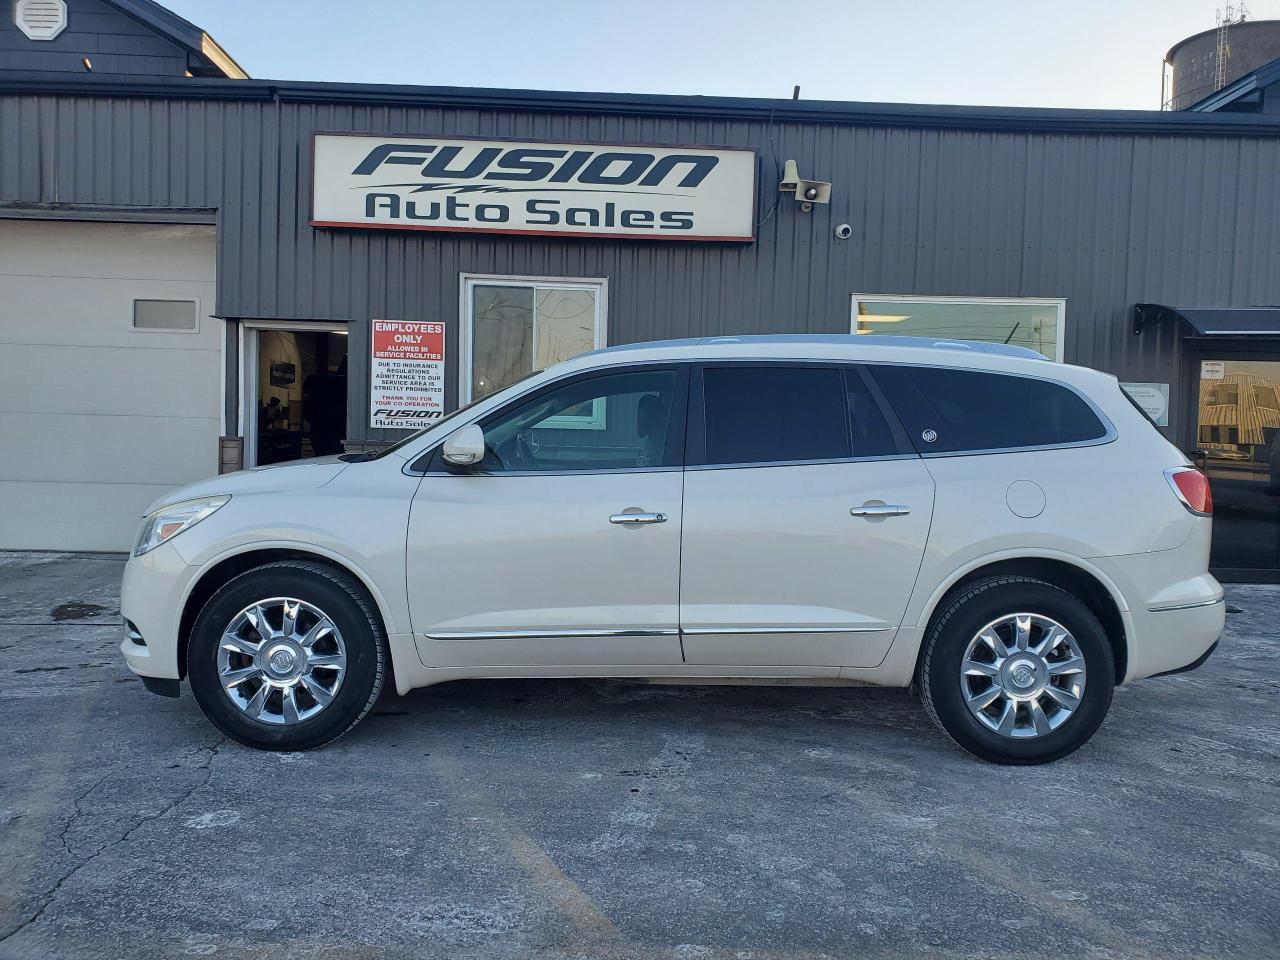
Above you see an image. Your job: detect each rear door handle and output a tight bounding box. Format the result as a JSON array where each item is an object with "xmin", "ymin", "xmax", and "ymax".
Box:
[
  {"xmin": 850, "ymin": 503, "xmax": 910, "ymax": 518},
  {"xmin": 610, "ymin": 511, "xmax": 668, "ymax": 525}
]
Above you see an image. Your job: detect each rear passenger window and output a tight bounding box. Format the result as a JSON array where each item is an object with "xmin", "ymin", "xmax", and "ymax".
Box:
[
  {"xmin": 703, "ymin": 366, "xmax": 850, "ymax": 465},
  {"xmin": 871, "ymin": 365, "xmax": 1108, "ymax": 454}
]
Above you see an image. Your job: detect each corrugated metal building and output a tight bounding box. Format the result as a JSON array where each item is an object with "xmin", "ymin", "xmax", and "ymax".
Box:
[{"xmin": 3, "ymin": 0, "xmax": 1280, "ymax": 579}]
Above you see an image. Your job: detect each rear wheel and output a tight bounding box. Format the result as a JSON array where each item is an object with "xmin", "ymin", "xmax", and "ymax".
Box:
[
  {"xmin": 187, "ymin": 561, "xmax": 386, "ymax": 751},
  {"xmin": 920, "ymin": 576, "xmax": 1115, "ymax": 764}
]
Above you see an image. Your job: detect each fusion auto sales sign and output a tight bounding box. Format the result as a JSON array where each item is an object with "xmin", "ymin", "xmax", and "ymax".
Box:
[{"xmin": 311, "ymin": 133, "xmax": 757, "ymax": 241}]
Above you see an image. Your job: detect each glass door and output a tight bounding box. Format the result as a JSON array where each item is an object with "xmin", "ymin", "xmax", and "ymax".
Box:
[{"xmin": 1192, "ymin": 355, "xmax": 1280, "ymax": 579}]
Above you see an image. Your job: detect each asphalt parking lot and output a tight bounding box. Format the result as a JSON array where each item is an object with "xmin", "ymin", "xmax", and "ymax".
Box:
[{"xmin": 0, "ymin": 552, "xmax": 1277, "ymax": 960}]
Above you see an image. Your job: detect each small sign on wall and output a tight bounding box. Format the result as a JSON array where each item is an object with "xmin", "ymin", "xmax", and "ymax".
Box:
[
  {"xmin": 370, "ymin": 320, "xmax": 445, "ymax": 429},
  {"xmin": 1200, "ymin": 360, "xmax": 1226, "ymax": 380},
  {"xmin": 1120, "ymin": 382, "xmax": 1170, "ymax": 426}
]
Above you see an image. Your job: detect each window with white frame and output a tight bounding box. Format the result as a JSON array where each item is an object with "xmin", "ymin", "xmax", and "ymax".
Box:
[
  {"xmin": 463, "ymin": 275, "xmax": 607, "ymax": 428},
  {"xmin": 851, "ymin": 295, "xmax": 1065, "ymax": 361}
]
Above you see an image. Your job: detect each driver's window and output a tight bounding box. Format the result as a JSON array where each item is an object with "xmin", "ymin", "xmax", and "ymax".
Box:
[{"xmin": 479, "ymin": 369, "xmax": 679, "ymax": 472}]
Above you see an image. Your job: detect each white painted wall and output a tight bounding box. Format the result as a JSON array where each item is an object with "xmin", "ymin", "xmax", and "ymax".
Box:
[{"xmin": 0, "ymin": 220, "xmax": 220, "ymax": 551}]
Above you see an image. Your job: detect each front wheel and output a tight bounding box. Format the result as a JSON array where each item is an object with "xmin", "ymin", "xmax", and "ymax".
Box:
[
  {"xmin": 919, "ymin": 576, "xmax": 1115, "ymax": 764},
  {"xmin": 187, "ymin": 561, "xmax": 387, "ymax": 750}
]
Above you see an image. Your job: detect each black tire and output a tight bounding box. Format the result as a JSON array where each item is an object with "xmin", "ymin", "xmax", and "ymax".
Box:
[
  {"xmin": 188, "ymin": 560, "xmax": 387, "ymax": 751},
  {"xmin": 919, "ymin": 576, "xmax": 1115, "ymax": 765}
]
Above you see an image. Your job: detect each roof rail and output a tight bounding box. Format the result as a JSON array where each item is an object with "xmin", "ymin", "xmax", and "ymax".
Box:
[{"xmin": 582, "ymin": 334, "xmax": 1047, "ymax": 361}]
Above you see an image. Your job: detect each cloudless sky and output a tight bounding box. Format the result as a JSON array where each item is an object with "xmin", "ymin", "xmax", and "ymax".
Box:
[{"xmin": 163, "ymin": 0, "xmax": 1280, "ymax": 110}]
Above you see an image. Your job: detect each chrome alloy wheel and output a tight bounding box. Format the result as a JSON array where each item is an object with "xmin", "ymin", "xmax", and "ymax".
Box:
[
  {"xmin": 216, "ymin": 598, "xmax": 347, "ymax": 725},
  {"xmin": 959, "ymin": 613, "xmax": 1087, "ymax": 739}
]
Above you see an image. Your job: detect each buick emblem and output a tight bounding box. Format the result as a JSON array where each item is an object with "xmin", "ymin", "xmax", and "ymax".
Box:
[
  {"xmin": 921, "ymin": 429, "xmax": 938, "ymax": 443},
  {"xmin": 269, "ymin": 648, "xmax": 296, "ymax": 673},
  {"xmin": 1010, "ymin": 662, "xmax": 1037, "ymax": 688}
]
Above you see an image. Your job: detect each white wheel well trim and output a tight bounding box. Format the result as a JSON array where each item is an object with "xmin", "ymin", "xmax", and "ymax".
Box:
[{"xmin": 911, "ymin": 549, "xmax": 1133, "ymax": 635}]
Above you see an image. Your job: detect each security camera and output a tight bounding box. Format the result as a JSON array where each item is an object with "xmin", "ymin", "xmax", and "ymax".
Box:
[
  {"xmin": 834, "ymin": 223, "xmax": 853, "ymax": 240},
  {"xmin": 779, "ymin": 159, "xmax": 831, "ymax": 212}
]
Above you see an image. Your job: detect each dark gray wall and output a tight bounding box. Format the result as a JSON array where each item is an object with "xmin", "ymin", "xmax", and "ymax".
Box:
[
  {"xmin": 3, "ymin": 90, "xmax": 1280, "ymax": 447},
  {"xmin": 0, "ymin": 0, "xmax": 187, "ymax": 77}
]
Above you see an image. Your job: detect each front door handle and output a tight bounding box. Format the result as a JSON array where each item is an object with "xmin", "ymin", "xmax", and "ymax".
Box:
[
  {"xmin": 850, "ymin": 503, "xmax": 911, "ymax": 518},
  {"xmin": 610, "ymin": 511, "xmax": 668, "ymax": 525}
]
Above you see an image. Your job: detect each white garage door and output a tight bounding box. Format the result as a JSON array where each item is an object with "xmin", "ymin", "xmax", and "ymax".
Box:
[{"xmin": 0, "ymin": 219, "xmax": 220, "ymax": 552}]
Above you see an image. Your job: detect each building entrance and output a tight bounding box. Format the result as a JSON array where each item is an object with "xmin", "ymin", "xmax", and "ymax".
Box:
[
  {"xmin": 246, "ymin": 325, "xmax": 348, "ymax": 466},
  {"xmin": 1191, "ymin": 352, "xmax": 1280, "ymax": 581}
]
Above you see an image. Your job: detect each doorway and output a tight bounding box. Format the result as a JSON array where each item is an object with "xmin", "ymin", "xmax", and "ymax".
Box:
[
  {"xmin": 1187, "ymin": 346, "xmax": 1280, "ymax": 581},
  {"xmin": 243, "ymin": 323, "xmax": 348, "ymax": 466}
]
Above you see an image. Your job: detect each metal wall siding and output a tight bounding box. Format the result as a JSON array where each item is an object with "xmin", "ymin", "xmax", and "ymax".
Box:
[
  {"xmin": 1232, "ymin": 138, "xmax": 1280, "ymax": 309},
  {"xmin": 0, "ymin": 0, "xmax": 189, "ymax": 76},
  {"xmin": 2, "ymin": 93, "xmax": 1279, "ymax": 443}
]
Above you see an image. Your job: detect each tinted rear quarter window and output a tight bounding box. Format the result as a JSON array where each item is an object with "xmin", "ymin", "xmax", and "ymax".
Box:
[{"xmin": 870, "ymin": 365, "xmax": 1108, "ymax": 453}]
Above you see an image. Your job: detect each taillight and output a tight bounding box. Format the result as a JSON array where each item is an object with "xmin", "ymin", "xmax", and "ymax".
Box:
[{"xmin": 1165, "ymin": 466, "xmax": 1213, "ymax": 516}]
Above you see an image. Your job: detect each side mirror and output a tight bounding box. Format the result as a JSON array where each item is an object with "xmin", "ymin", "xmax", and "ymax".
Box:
[{"xmin": 441, "ymin": 424, "xmax": 485, "ymax": 467}]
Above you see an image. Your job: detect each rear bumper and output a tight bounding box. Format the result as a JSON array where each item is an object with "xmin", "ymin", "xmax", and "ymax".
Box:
[
  {"xmin": 1091, "ymin": 540, "xmax": 1225, "ymax": 683},
  {"xmin": 1130, "ymin": 598, "xmax": 1225, "ymax": 680},
  {"xmin": 1151, "ymin": 638, "xmax": 1218, "ymax": 678}
]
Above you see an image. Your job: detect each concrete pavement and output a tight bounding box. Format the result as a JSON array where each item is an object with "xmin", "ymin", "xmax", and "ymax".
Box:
[{"xmin": 0, "ymin": 551, "xmax": 1277, "ymax": 959}]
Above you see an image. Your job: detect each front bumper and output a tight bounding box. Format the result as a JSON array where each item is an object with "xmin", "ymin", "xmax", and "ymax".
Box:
[
  {"xmin": 139, "ymin": 675, "xmax": 181, "ymax": 697},
  {"xmin": 120, "ymin": 539, "xmax": 197, "ymax": 682}
]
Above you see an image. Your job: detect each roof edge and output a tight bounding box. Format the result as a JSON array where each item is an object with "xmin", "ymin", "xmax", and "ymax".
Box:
[
  {"xmin": 199, "ymin": 35, "xmax": 249, "ymax": 80},
  {"xmin": 0, "ymin": 201, "xmax": 216, "ymax": 224},
  {"xmin": 1187, "ymin": 54, "xmax": 1280, "ymax": 112},
  {"xmin": 3, "ymin": 74, "xmax": 1280, "ymax": 136},
  {"xmin": 100, "ymin": 0, "xmax": 248, "ymax": 79},
  {"xmin": 1132, "ymin": 302, "xmax": 1280, "ymax": 336}
]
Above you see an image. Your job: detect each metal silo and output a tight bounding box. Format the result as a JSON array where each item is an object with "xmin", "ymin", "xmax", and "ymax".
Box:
[{"xmin": 1165, "ymin": 15, "xmax": 1280, "ymax": 109}]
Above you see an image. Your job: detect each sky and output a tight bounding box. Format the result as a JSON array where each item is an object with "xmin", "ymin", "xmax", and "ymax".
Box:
[{"xmin": 162, "ymin": 0, "xmax": 1280, "ymax": 110}]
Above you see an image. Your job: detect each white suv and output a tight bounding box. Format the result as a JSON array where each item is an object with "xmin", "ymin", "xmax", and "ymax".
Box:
[{"xmin": 121, "ymin": 335, "xmax": 1224, "ymax": 763}]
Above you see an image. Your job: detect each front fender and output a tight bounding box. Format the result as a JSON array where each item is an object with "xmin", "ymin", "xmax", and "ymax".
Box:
[{"xmin": 176, "ymin": 537, "xmax": 408, "ymax": 642}]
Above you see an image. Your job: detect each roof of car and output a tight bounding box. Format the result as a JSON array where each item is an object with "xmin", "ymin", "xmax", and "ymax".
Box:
[{"xmin": 572, "ymin": 334, "xmax": 1053, "ymax": 370}]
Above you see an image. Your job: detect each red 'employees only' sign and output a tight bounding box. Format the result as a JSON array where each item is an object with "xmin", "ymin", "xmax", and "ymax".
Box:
[{"xmin": 372, "ymin": 321, "xmax": 444, "ymax": 360}]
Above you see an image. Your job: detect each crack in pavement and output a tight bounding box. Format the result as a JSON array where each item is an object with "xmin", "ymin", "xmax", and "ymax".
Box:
[
  {"xmin": 0, "ymin": 735, "xmax": 228, "ymax": 947},
  {"xmin": 55, "ymin": 771, "xmax": 114, "ymax": 858}
]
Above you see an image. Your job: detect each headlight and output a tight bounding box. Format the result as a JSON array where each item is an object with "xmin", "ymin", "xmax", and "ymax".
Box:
[{"xmin": 134, "ymin": 496, "xmax": 230, "ymax": 557}]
